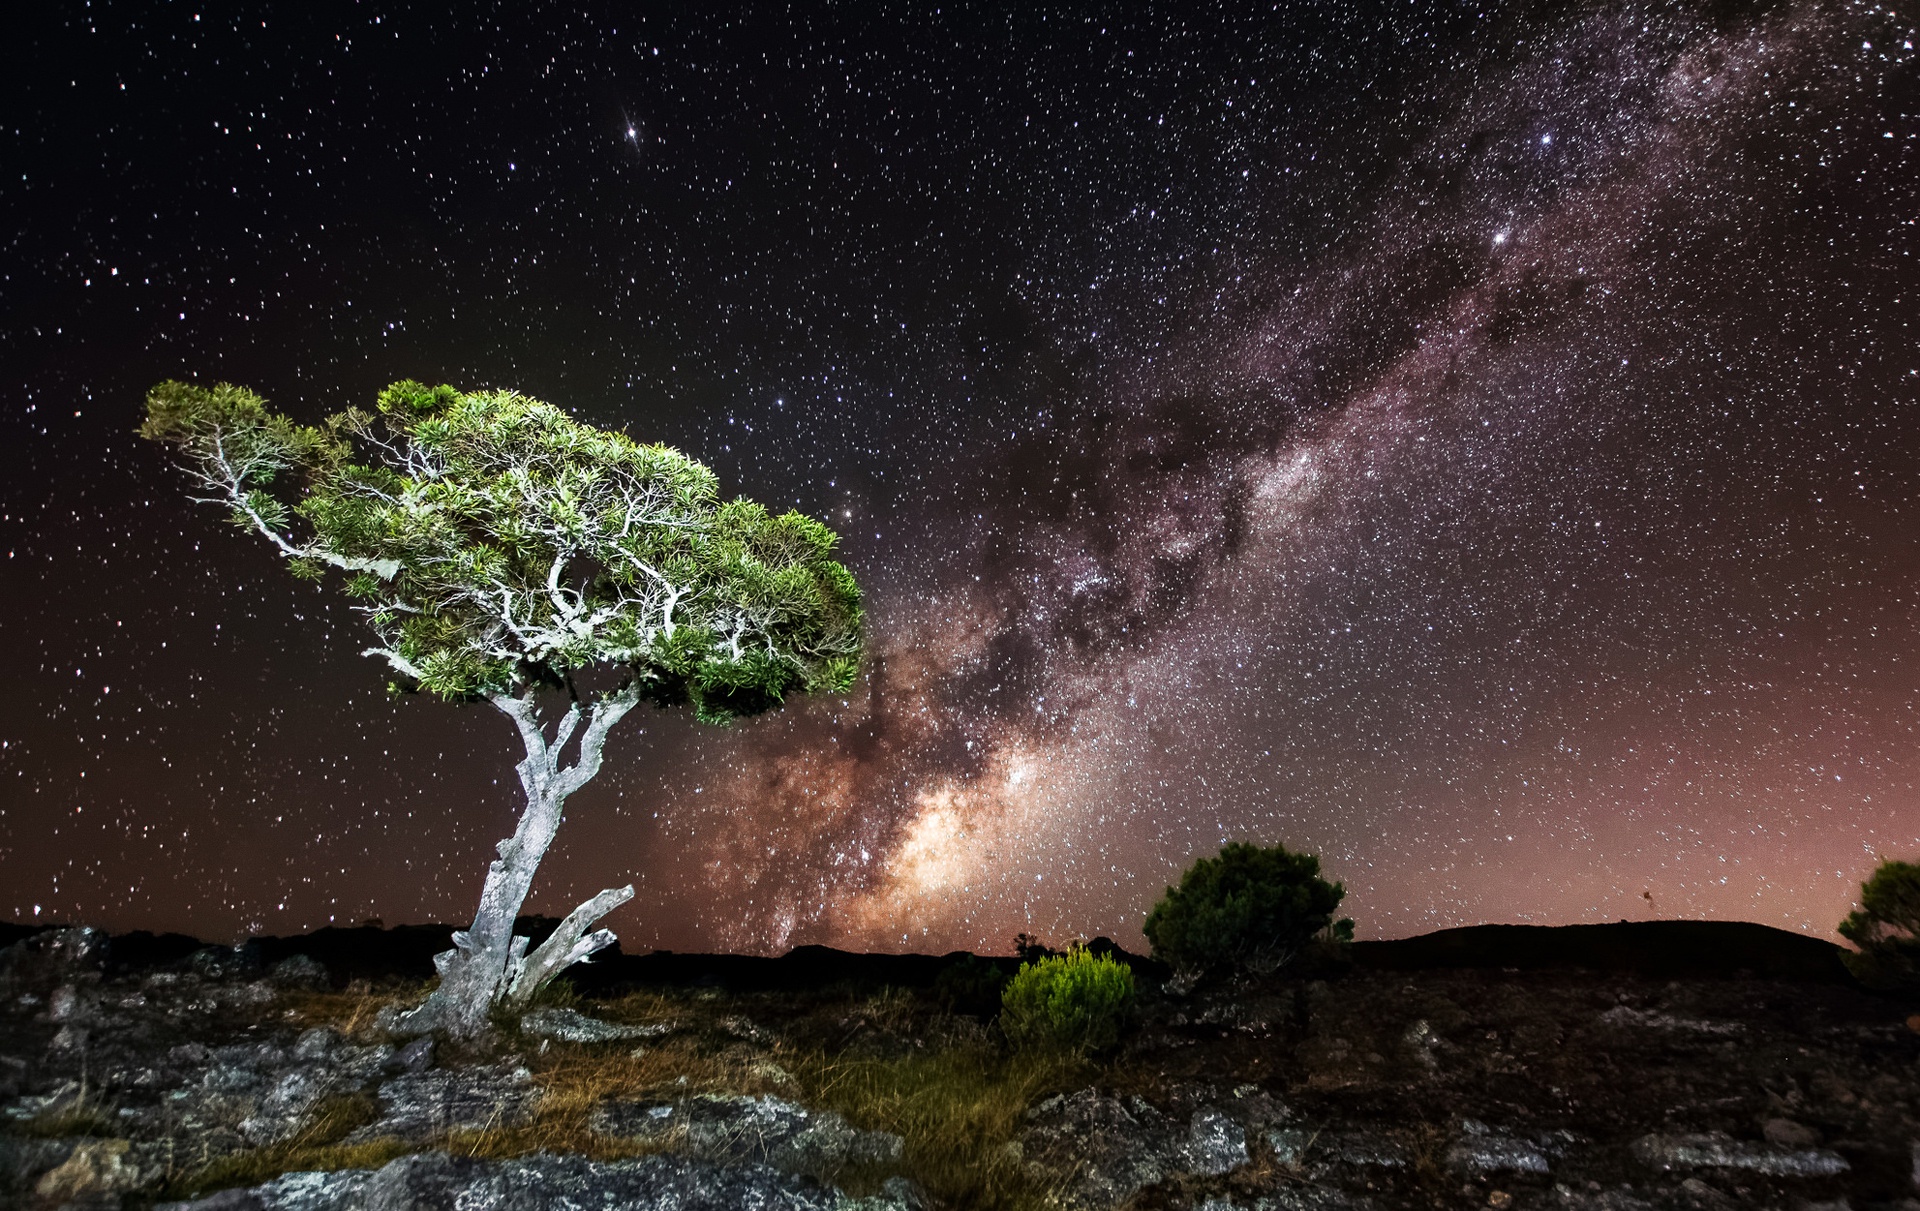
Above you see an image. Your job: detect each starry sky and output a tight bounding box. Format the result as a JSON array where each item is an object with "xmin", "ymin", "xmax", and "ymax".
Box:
[{"xmin": 4, "ymin": 0, "xmax": 1916, "ymax": 954}]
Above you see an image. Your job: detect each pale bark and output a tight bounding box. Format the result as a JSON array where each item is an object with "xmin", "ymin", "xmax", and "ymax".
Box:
[{"xmin": 394, "ymin": 684, "xmax": 642, "ymax": 1039}]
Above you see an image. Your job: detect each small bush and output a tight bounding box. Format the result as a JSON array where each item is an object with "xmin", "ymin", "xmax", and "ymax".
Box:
[
  {"xmin": 1839, "ymin": 858, "xmax": 1920, "ymax": 990},
  {"xmin": 935, "ymin": 955, "xmax": 1011, "ymax": 1014},
  {"xmin": 998, "ymin": 947, "xmax": 1135, "ymax": 1053},
  {"xmin": 1143, "ymin": 841, "xmax": 1353, "ymax": 977}
]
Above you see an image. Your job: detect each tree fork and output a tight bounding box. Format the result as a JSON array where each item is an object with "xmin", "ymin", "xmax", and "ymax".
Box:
[{"xmin": 394, "ymin": 687, "xmax": 641, "ymax": 1037}]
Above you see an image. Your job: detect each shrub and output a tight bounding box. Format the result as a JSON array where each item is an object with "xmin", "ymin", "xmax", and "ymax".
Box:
[
  {"xmin": 934, "ymin": 954, "xmax": 1011, "ymax": 1014},
  {"xmin": 1143, "ymin": 841, "xmax": 1353, "ymax": 977},
  {"xmin": 998, "ymin": 947, "xmax": 1135, "ymax": 1053},
  {"xmin": 1839, "ymin": 858, "xmax": 1920, "ymax": 990}
]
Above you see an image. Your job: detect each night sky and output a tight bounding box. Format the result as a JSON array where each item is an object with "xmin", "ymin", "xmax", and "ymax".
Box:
[{"xmin": 5, "ymin": 1, "xmax": 1917, "ymax": 954}]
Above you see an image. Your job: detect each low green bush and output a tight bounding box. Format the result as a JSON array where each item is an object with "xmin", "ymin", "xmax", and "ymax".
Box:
[
  {"xmin": 1143, "ymin": 841, "xmax": 1352, "ymax": 977},
  {"xmin": 1839, "ymin": 858, "xmax": 1920, "ymax": 990},
  {"xmin": 998, "ymin": 946, "xmax": 1135, "ymax": 1053}
]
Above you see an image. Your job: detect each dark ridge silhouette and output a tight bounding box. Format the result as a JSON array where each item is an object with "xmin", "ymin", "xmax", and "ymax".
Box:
[
  {"xmin": 0, "ymin": 918, "xmax": 1857, "ymax": 989},
  {"xmin": 1350, "ymin": 920, "xmax": 1853, "ymax": 983}
]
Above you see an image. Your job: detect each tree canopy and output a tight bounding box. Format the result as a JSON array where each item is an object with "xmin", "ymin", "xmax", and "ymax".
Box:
[
  {"xmin": 1142, "ymin": 841, "xmax": 1353, "ymax": 976},
  {"xmin": 141, "ymin": 379, "xmax": 863, "ymax": 721}
]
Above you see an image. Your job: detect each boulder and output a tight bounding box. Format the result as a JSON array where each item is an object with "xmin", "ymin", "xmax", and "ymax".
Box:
[{"xmin": 1019, "ymin": 1087, "xmax": 1250, "ymax": 1209}]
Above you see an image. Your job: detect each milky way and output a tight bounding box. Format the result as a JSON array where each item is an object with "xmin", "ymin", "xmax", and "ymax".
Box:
[{"xmin": 4, "ymin": 1, "xmax": 1916, "ymax": 952}]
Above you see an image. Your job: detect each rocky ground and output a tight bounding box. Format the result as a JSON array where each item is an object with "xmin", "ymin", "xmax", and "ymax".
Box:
[{"xmin": 0, "ymin": 922, "xmax": 1915, "ymax": 1210}]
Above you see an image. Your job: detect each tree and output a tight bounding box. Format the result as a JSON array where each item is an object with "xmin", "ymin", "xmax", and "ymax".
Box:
[
  {"xmin": 141, "ymin": 379, "xmax": 863, "ymax": 1038},
  {"xmin": 1838, "ymin": 858, "xmax": 1920, "ymax": 990},
  {"xmin": 1142, "ymin": 841, "xmax": 1353, "ymax": 979}
]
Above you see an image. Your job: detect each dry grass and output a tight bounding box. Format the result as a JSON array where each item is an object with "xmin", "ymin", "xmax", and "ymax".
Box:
[
  {"xmin": 273, "ymin": 979, "xmax": 432, "ymax": 1040},
  {"xmin": 788, "ymin": 1036, "xmax": 1094, "ymax": 1208}
]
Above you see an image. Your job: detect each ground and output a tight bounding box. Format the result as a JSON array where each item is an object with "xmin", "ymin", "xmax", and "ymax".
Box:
[{"xmin": 0, "ymin": 923, "xmax": 1915, "ymax": 1210}]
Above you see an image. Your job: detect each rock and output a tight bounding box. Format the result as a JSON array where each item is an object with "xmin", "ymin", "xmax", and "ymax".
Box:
[
  {"xmin": 189, "ymin": 944, "xmax": 263, "ymax": 982},
  {"xmin": 156, "ymin": 1148, "xmax": 880, "ymax": 1210},
  {"xmin": 0, "ymin": 1135, "xmax": 83, "ymax": 1198},
  {"xmin": 1631, "ymin": 1132, "xmax": 1850, "ymax": 1176},
  {"xmin": 350, "ymin": 1062, "xmax": 538, "ymax": 1141},
  {"xmin": 268, "ymin": 955, "xmax": 330, "ymax": 991},
  {"xmin": 390, "ymin": 1036, "xmax": 434, "ymax": 1075},
  {"xmin": 1269, "ymin": 1127, "xmax": 1315, "ymax": 1167},
  {"xmin": 1446, "ymin": 1119, "xmax": 1569, "ymax": 1175},
  {"xmin": 591, "ymin": 1093, "xmax": 903, "ymax": 1173},
  {"xmin": 1252, "ymin": 1189, "xmax": 1377, "ymax": 1210},
  {"xmin": 0, "ymin": 927, "xmax": 108, "ymax": 993},
  {"xmin": 34, "ymin": 1137, "xmax": 151, "ymax": 1203},
  {"xmin": 1021, "ymin": 1088, "xmax": 1177, "ymax": 1208},
  {"xmin": 1020, "ymin": 1087, "xmax": 1249, "ymax": 1208},
  {"xmin": 1181, "ymin": 1106, "xmax": 1250, "ymax": 1176},
  {"xmin": 1548, "ymin": 1185, "xmax": 1656, "ymax": 1211},
  {"xmin": 1762, "ymin": 1117, "xmax": 1819, "ymax": 1148},
  {"xmin": 1597, "ymin": 1005, "xmax": 1743, "ymax": 1035},
  {"xmin": 48, "ymin": 1023, "xmax": 89, "ymax": 1051},
  {"xmin": 519, "ymin": 1007, "xmax": 673, "ymax": 1043},
  {"xmin": 291, "ymin": 1027, "xmax": 339, "ymax": 1062},
  {"xmin": 239, "ymin": 1066, "xmax": 334, "ymax": 1145},
  {"xmin": 844, "ymin": 1175, "xmax": 933, "ymax": 1211},
  {"xmin": 49, "ymin": 983, "xmax": 82, "ymax": 1022},
  {"xmin": 1324, "ymin": 1130, "xmax": 1411, "ymax": 1168}
]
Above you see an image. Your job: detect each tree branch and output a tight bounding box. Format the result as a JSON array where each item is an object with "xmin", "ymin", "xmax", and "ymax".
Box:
[{"xmin": 507, "ymin": 883, "xmax": 635, "ymax": 1006}]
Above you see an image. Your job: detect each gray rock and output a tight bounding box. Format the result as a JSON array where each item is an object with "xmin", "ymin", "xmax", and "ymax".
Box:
[
  {"xmin": 350, "ymin": 1062, "xmax": 539, "ymax": 1141},
  {"xmin": 268, "ymin": 955, "xmax": 330, "ymax": 990},
  {"xmin": 1445, "ymin": 1119, "xmax": 1569, "ymax": 1175},
  {"xmin": 32, "ymin": 1137, "xmax": 160, "ymax": 1203},
  {"xmin": 1021, "ymin": 1087, "xmax": 1176, "ymax": 1208},
  {"xmin": 1631, "ymin": 1132, "xmax": 1850, "ymax": 1176},
  {"xmin": 1325, "ymin": 1130, "xmax": 1410, "ymax": 1168},
  {"xmin": 1448, "ymin": 1134, "xmax": 1551, "ymax": 1175},
  {"xmin": 1597, "ymin": 1005, "xmax": 1743, "ymax": 1035},
  {"xmin": 157, "ymin": 1148, "xmax": 869, "ymax": 1210},
  {"xmin": 591, "ymin": 1092, "xmax": 903, "ymax": 1173},
  {"xmin": 189, "ymin": 945, "xmax": 263, "ymax": 982},
  {"xmin": 291, "ymin": 1027, "xmax": 339, "ymax": 1062},
  {"xmin": 1252, "ymin": 1189, "xmax": 1377, "ymax": 1210},
  {"xmin": 391, "ymin": 1036, "xmax": 433, "ymax": 1075},
  {"xmin": 1549, "ymin": 1184, "xmax": 1656, "ymax": 1210},
  {"xmin": 0, "ymin": 927, "xmax": 108, "ymax": 993},
  {"xmin": 1762, "ymin": 1117, "xmax": 1819, "ymax": 1148},
  {"xmin": 240, "ymin": 1066, "xmax": 336, "ymax": 1145},
  {"xmin": 1019, "ymin": 1087, "xmax": 1249, "ymax": 1209},
  {"xmin": 1269, "ymin": 1127, "xmax": 1316, "ymax": 1167},
  {"xmin": 519, "ymin": 1007, "xmax": 674, "ymax": 1044},
  {"xmin": 1181, "ymin": 1106, "xmax": 1250, "ymax": 1176}
]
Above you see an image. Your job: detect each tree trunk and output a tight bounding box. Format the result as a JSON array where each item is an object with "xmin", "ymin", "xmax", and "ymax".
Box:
[{"xmin": 393, "ymin": 685, "xmax": 640, "ymax": 1040}]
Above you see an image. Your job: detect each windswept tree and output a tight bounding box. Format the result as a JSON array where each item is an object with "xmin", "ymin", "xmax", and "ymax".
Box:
[{"xmin": 141, "ymin": 380, "xmax": 863, "ymax": 1038}]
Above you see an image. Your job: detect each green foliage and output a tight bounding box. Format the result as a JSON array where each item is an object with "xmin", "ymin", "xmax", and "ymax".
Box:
[
  {"xmin": 934, "ymin": 954, "xmax": 1012, "ymax": 1014},
  {"xmin": 141, "ymin": 380, "xmax": 864, "ymax": 717},
  {"xmin": 1143, "ymin": 841, "xmax": 1352, "ymax": 976},
  {"xmin": 1838, "ymin": 859, "xmax": 1920, "ymax": 990},
  {"xmin": 998, "ymin": 946, "xmax": 1136, "ymax": 1054}
]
